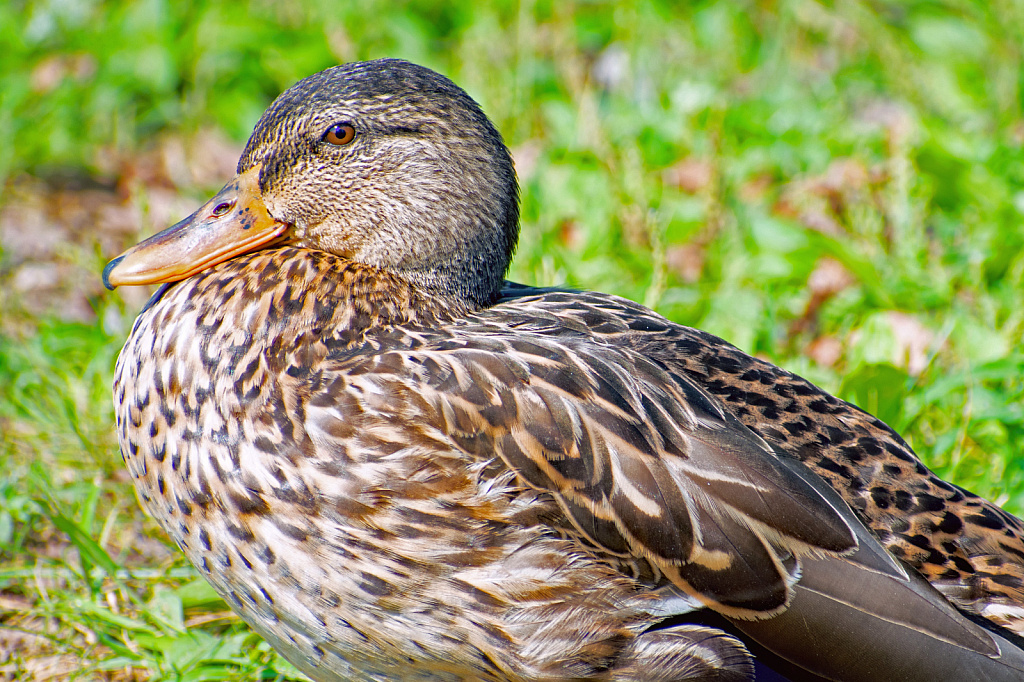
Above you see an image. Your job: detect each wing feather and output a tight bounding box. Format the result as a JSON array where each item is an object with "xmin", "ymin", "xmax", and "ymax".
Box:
[{"xmin": 383, "ymin": 327, "xmax": 858, "ymax": 617}]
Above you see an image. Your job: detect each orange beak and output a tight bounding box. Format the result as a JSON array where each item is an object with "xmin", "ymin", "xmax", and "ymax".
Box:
[{"xmin": 102, "ymin": 165, "xmax": 289, "ymax": 290}]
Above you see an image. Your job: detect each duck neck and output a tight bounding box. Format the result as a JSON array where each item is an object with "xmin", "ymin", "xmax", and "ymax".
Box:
[
  {"xmin": 332, "ymin": 257, "xmax": 473, "ymax": 331},
  {"xmin": 394, "ymin": 253, "xmax": 505, "ymax": 311},
  {"xmin": 344, "ymin": 184, "xmax": 520, "ymax": 311}
]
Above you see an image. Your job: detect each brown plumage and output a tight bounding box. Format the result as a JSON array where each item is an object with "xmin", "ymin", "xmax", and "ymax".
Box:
[{"xmin": 105, "ymin": 59, "xmax": 1024, "ymax": 681}]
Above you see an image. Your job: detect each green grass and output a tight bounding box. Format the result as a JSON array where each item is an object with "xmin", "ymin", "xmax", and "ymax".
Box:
[{"xmin": 2, "ymin": 0, "xmax": 1024, "ymax": 678}]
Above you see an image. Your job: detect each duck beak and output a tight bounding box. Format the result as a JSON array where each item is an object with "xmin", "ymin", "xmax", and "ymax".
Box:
[{"xmin": 102, "ymin": 165, "xmax": 289, "ymax": 290}]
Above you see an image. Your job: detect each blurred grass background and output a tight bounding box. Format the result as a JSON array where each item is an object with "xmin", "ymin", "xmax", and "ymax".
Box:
[{"xmin": 2, "ymin": 0, "xmax": 1024, "ymax": 678}]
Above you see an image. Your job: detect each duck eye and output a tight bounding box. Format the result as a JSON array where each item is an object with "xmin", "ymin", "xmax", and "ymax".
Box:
[
  {"xmin": 324, "ymin": 124, "xmax": 356, "ymax": 146},
  {"xmin": 211, "ymin": 202, "xmax": 233, "ymax": 217}
]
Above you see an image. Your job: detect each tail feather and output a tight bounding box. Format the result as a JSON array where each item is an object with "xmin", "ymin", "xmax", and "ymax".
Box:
[
  {"xmin": 607, "ymin": 626, "xmax": 754, "ymax": 682},
  {"xmin": 730, "ymin": 520, "xmax": 1024, "ymax": 682}
]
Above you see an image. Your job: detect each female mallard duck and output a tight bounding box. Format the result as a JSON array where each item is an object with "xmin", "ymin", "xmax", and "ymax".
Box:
[{"xmin": 104, "ymin": 59, "xmax": 1024, "ymax": 681}]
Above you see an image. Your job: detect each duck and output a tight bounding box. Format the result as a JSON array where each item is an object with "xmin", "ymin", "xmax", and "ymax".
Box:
[{"xmin": 103, "ymin": 59, "xmax": 1024, "ymax": 681}]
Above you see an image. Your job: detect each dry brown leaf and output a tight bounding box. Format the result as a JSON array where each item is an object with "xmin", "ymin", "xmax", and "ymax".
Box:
[
  {"xmin": 886, "ymin": 311, "xmax": 934, "ymax": 376},
  {"xmin": 30, "ymin": 54, "xmax": 96, "ymax": 94},
  {"xmin": 807, "ymin": 257, "xmax": 855, "ymax": 298},
  {"xmin": 558, "ymin": 219, "xmax": 585, "ymax": 251},
  {"xmin": 663, "ymin": 158, "xmax": 713, "ymax": 194},
  {"xmin": 807, "ymin": 335, "xmax": 844, "ymax": 367},
  {"xmin": 666, "ymin": 243, "xmax": 705, "ymax": 283},
  {"xmin": 512, "ymin": 140, "xmax": 545, "ymax": 182},
  {"xmin": 791, "ymin": 258, "xmax": 856, "ymax": 337},
  {"xmin": 738, "ymin": 173, "xmax": 775, "ymax": 203}
]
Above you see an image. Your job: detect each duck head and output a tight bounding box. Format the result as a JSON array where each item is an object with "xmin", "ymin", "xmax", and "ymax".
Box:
[{"xmin": 103, "ymin": 59, "xmax": 520, "ymax": 308}]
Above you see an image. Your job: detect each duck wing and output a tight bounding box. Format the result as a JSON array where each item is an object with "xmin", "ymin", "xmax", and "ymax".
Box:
[
  {"xmin": 343, "ymin": 313, "xmax": 857, "ymax": 619},
  {"xmin": 736, "ymin": 542, "xmax": 1024, "ymax": 682},
  {"xmin": 498, "ymin": 286, "xmax": 1024, "ymax": 637},
  {"xmin": 724, "ymin": 456, "xmax": 1024, "ymax": 681},
  {"xmin": 343, "ymin": 289, "xmax": 1024, "ymax": 680}
]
